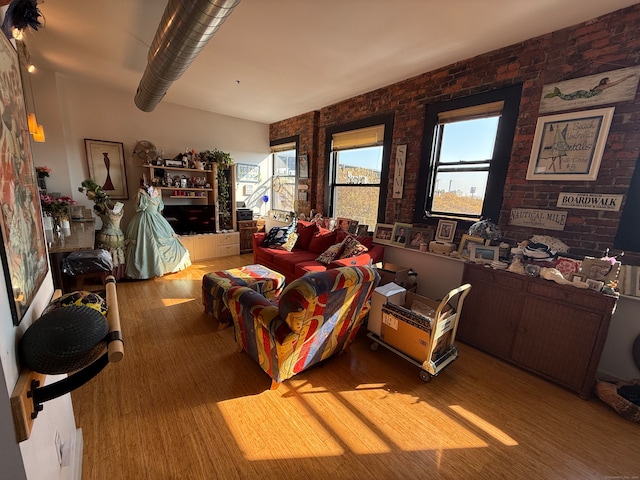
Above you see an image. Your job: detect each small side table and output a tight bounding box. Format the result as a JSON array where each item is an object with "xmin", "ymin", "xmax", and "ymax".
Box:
[{"xmin": 202, "ymin": 264, "xmax": 285, "ymax": 329}]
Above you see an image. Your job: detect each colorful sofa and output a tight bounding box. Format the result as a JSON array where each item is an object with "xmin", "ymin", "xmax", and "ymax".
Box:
[
  {"xmin": 224, "ymin": 265, "xmax": 380, "ymax": 389},
  {"xmin": 252, "ymin": 220, "xmax": 385, "ymax": 283}
]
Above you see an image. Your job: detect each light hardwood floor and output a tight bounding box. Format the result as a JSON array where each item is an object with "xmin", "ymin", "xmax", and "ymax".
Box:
[{"xmin": 73, "ymin": 254, "xmax": 639, "ymax": 480}]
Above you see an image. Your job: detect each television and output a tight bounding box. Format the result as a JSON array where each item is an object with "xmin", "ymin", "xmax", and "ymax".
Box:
[{"xmin": 162, "ymin": 205, "xmax": 217, "ymax": 235}]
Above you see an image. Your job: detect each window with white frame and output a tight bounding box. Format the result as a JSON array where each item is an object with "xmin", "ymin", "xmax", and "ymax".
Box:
[{"xmin": 271, "ymin": 142, "xmax": 296, "ymax": 213}]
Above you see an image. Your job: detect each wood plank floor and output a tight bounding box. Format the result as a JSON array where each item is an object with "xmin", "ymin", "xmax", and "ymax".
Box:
[{"xmin": 73, "ymin": 254, "xmax": 640, "ymax": 480}]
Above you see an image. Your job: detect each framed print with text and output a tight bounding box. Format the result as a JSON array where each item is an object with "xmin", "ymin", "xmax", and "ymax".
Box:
[{"xmin": 526, "ymin": 107, "xmax": 614, "ymax": 181}]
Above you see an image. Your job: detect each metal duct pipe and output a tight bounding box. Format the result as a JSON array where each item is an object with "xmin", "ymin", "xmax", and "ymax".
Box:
[{"xmin": 134, "ymin": 0, "xmax": 240, "ymax": 112}]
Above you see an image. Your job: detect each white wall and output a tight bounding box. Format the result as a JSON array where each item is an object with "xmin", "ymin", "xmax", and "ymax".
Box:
[
  {"xmin": 30, "ymin": 71, "xmax": 270, "ymax": 230},
  {"xmin": 1, "ymin": 63, "xmax": 270, "ymax": 479}
]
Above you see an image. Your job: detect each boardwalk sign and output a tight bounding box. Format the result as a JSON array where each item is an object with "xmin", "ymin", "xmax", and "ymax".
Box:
[{"xmin": 556, "ymin": 192, "xmax": 623, "ymax": 211}]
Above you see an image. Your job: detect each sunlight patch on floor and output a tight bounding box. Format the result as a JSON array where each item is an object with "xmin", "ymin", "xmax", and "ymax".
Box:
[
  {"xmin": 161, "ymin": 297, "xmax": 196, "ymax": 307},
  {"xmin": 448, "ymin": 405, "xmax": 518, "ymax": 446},
  {"xmin": 218, "ymin": 381, "xmax": 493, "ymax": 461}
]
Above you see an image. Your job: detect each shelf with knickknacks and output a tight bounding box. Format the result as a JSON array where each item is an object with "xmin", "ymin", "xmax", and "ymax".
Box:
[{"xmin": 78, "ymin": 179, "xmax": 126, "ymax": 280}]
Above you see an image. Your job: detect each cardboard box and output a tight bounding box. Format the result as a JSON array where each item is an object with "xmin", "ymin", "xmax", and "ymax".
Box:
[
  {"xmin": 374, "ymin": 262, "xmax": 409, "ymax": 286},
  {"xmin": 380, "ymin": 292, "xmax": 455, "ymax": 363},
  {"xmin": 368, "ymin": 282, "xmax": 406, "ymax": 336}
]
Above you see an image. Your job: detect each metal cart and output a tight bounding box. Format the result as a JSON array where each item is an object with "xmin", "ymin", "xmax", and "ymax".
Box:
[{"xmin": 368, "ymin": 283, "xmax": 471, "ymax": 382}]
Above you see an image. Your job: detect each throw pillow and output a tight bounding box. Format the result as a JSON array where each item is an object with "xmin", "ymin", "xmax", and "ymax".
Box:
[
  {"xmin": 337, "ymin": 235, "xmax": 368, "ymax": 259},
  {"xmin": 278, "ymin": 232, "xmax": 298, "ymax": 252},
  {"xmin": 262, "ymin": 218, "xmax": 297, "ymax": 247},
  {"xmin": 316, "ymin": 240, "xmax": 346, "ymax": 264},
  {"xmin": 295, "ymin": 221, "xmax": 318, "ymax": 250},
  {"xmin": 308, "ymin": 229, "xmax": 338, "ymax": 254}
]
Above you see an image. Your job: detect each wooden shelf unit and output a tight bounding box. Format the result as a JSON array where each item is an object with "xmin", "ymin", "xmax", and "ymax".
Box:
[{"xmin": 457, "ymin": 262, "xmax": 617, "ymax": 398}]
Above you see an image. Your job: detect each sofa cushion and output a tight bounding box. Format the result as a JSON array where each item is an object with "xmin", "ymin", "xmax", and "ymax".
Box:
[
  {"xmin": 336, "ymin": 229, "xmax": 373, "ymax": 250},
  {"xmin": 308, "ymin": 229, "xmax": 338, "ymax": 254},
  {"xmin": 337, "ymin": 235, "xmax": 368, "ymax": 259},
  {"xmin": 263, "ymin": 218, "xmax": 297, "ymax": 247},
  {"xmin": 278, "ymin": 232, "xmax": 298, "ymax": 252},
  {"xmin": 316, "ymin": 241, "xmax": 345, "ymax": 264},
  {"xmin": 295, "ymin": 221, "xmax": 318, "ymax": 250}
]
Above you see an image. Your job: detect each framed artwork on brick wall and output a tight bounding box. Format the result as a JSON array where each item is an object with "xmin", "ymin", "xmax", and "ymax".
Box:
[{"xmin": 526, "ymin": 107, "xmax": 614, "ymax": 181}]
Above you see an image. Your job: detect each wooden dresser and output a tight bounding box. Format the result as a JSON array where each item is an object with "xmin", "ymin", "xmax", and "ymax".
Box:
[
  {"xmin": 457, "ymin": 262, "xmax": 617, "ymax": 398},
  {"xmin": 238, "ymin": 220, "xmax": 258, "ymax": 253}
]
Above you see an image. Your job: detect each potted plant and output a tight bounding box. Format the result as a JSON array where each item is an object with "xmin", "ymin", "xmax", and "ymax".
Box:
[{"xmin": 200, "ymin": 149, "xmax": 234, "ymax": 230}]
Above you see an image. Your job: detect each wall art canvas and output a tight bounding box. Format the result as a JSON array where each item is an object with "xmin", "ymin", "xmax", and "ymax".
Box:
[
  {"xmin": 526, "ymin": 107, "xmax": 614, "ymax": 181},
  {"xmin": 0, "ymin": 33, "xmax": 48, "ymax": 325},
  {"xmin": 539, "ymin": 65, "xmax": 640, "ymax": 114},
  {"xmin": 85, "ymin": 139, "xmax": 129, "ymax": 199}
]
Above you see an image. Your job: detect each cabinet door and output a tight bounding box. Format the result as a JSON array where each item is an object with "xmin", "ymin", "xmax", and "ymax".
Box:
[
  {"xmin": 457, "ymin": 265, "xmax": 524, "ymax": 358},
  {"xmin": 193, "ymin": 235, "xmax": 217, "ymax": 260},
  {"xmin": 512, "ymin": 297, "xmax": 604, "ymax": 393}
]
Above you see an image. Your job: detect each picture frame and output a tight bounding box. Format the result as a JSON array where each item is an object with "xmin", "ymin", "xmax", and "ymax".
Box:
[
  {"xmin": 391, "ymin": 222, "xmax": 412, "ymax": 246},
  {"xmin": 298, "ymin": 154, "xmax": 309, "ymax": 179},
  {"xmin": 570, "ymin": 273, "xmax": 587, "ymax": 284},
  {"xmin": 526, "ymin": 107, "xmax": 614, "ymax": 181},
  {"xmin": 356, "ymin": 224, "xmax": 369, "ymax": 236},
  {"xmin": 373, "ymin": 223, "xmax": 394, "ymax": 244},
  {"xmin": 348, "ymin": 219, "xmax": 359, "ymax": 234},
  {"xmin": 85, "ymin": 139, "xmax": 129, "ymax": 199},
  {"xmin": 581, "ymin": 257, "xmax": 620, "ymax": 284},
  {"xmin": 236, "ymin": 163, "xmax": 260, "ymax": 183},
  {"xmin": 458, "ymin": 234, "xmax": 486, "ymax": 259},
  {"xmin": 0, "ymin": 32, "xmax": 49, "ymax": 325},
  {"xmin": 406, "ymin": 227, "xmax": 435, "ymax": 250},
  {"xmin": 336, "ymin": 217, "xmax": 352, "ymax": 232},
  {"xmin": 435, "ymin": 219, "xmax": 457, "ymax": 242},
  {"xmin": 469, "ymin": 244, "xmax": 499, "ymax": 264}
]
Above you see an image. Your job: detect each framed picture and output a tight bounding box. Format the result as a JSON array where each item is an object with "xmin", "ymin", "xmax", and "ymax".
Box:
[
  {"xmin": 526, "ymin": 107, "xmax": 614, "ymax": 181},
  {"xmin": 435, "ymin": 219, "xmax": 457, "ymax": 242},
  {"xmin": 236, "ymin": 163, "xmax": 260, "ymax": 183},
  {"xmin": 348, "ymin": 219, "xmax": 359, "ymax": 234},
  {"xmin": 458, "ymin": 234, "xmax": 486, "ymax": 259},
  {"xmin": 298, "ymin": 154, "xmax": 309, "ymax": 179},
  {"xmin": 357, "ymin": 224, "xmax": 369, "ymax": 236},
  {"xmin": 391, "ymin": 222, "xmax": 412, "ymax": 246},
  {"xmin": 336, "ymin": 217, "xmax": 352, "ymax": 232},
  {"xmin": 570, "ymin": 273, "xmax": 587, "ymax": 284},
  {"xmin": 85, "ymin": 139, "xmax": 129, "ymax": 199},
  {"xmin": 581, "ymin": 257, "xmax": 620, "ymax": 284},
  {"xmin": 469, "ymin": 244, "xmax": 499, "ymax": 264},
  {"xmin": 373, "ymin": 223, "xmax": 394, "ymax": 244},
  {"xmin": 406, "ymin": 227, "xmax": 435, "ymax": 250},
  {"xmin": 0, "ymin": 32, "xmax": 49, "ymax": 325}
]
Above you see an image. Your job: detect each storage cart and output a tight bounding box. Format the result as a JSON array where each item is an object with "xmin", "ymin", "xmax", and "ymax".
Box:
[{"xmin": 368, "ymin": 283, "xmax": 471, "ymax": 382}]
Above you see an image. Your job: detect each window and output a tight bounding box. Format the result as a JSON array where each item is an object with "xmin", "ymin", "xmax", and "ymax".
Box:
[
  {"xmin": 414, "ymin": 85, "xmax": 522, "ymax": 223},
  {"xmin": 325, "ymin": 114, "xmax": 394, "ymax": 227},
  {"xmin": 270, "ymin": 138, "xmax": 297, "ymax": 213}
]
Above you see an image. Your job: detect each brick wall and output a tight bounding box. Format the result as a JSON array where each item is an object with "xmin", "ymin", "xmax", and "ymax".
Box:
[{"xmin": 270, "ymin": 5, "xmax": 640, "ymax": 253}]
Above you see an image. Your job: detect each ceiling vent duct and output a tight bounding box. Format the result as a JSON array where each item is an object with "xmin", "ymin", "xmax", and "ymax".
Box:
[{"xmin": 134, "ymin": 0, "xmax": 240, "ymax": 112}]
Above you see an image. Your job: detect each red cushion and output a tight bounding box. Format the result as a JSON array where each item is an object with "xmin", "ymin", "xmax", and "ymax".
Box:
[
  {"xmin": 308, "ymin": 229, "xmax": 338, "ymax": 254},
  {"xmin": 295, "ymin": 221, "xmax": 318, "ymax": 250}
]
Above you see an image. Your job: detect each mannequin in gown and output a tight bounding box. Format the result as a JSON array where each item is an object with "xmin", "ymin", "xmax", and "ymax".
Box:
[{"xmin": 125, "ymin": 184, "xmax": 191, "ymax": 279}]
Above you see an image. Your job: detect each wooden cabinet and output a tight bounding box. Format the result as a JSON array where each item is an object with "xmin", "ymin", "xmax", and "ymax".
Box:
[
  {"xmin": 238, "ymin": 220, "xmax": 258, "ymax": 253},
  {"xmin": 177, "ymin": 232, "xmax": 239, "ymax": 261},
  {"xmin": 458, "ymin": 262, "xmax": 617, "ymax": 398}
]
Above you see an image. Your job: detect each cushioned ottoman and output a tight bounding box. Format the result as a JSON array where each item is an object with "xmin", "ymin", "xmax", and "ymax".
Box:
[{"xmin": 202, "ymin": 264, "xmax": 285, "ymax": 329}]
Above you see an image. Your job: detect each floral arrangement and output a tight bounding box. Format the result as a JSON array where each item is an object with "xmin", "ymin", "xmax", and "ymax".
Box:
[
  {"xmin": 35, "ymin": 166, "xmax": 51, "ymax": 178},
  {"xmin": 78, "ymin": 179, "xmax": 113, "ymax": 215},
  {"xmin": 40, "ymin": 193, "xmax": 76, "ymax": 217}
]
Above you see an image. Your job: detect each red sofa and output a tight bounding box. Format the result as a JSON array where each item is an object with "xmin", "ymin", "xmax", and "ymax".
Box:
[{"xmin": 252, "ymin": 220, "xmax": 385, "ymax": 283}]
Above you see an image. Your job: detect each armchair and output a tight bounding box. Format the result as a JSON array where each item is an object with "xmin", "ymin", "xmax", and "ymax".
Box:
[{"xmin": 224, "ymin": 265, "xmax": 380, "ymax": 389}]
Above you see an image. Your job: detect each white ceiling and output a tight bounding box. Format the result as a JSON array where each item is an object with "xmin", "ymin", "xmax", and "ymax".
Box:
[{"xmin": 24, "ymin": 0, "xmax": 639, "ymax": 124}]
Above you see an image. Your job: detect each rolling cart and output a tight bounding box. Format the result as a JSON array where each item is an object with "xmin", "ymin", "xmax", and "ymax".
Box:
[{"xmin": 368, "ymin": 283, "xmax": 471, "ymax": 382}]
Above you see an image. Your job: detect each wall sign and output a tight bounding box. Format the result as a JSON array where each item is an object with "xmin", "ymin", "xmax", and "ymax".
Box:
[
  {"xmin": 539, "ymin": 65, "xmax": 640, "ymax": 114},
  {"xmin": 393, "ymin": 144, "xmax": 406, "ymax": 199},
  {"xmin": 509, "ymin": 208, "xmax": 567, "ymax": 231},
  {"xmin": 556, "ymin": 192, "xmax": 623, "ymax": 211}
]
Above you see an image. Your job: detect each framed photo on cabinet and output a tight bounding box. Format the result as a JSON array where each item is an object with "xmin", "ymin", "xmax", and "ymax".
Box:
[{"xmin": 85, "ymin": 139, "xmax": 129, "ymax": 199}]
